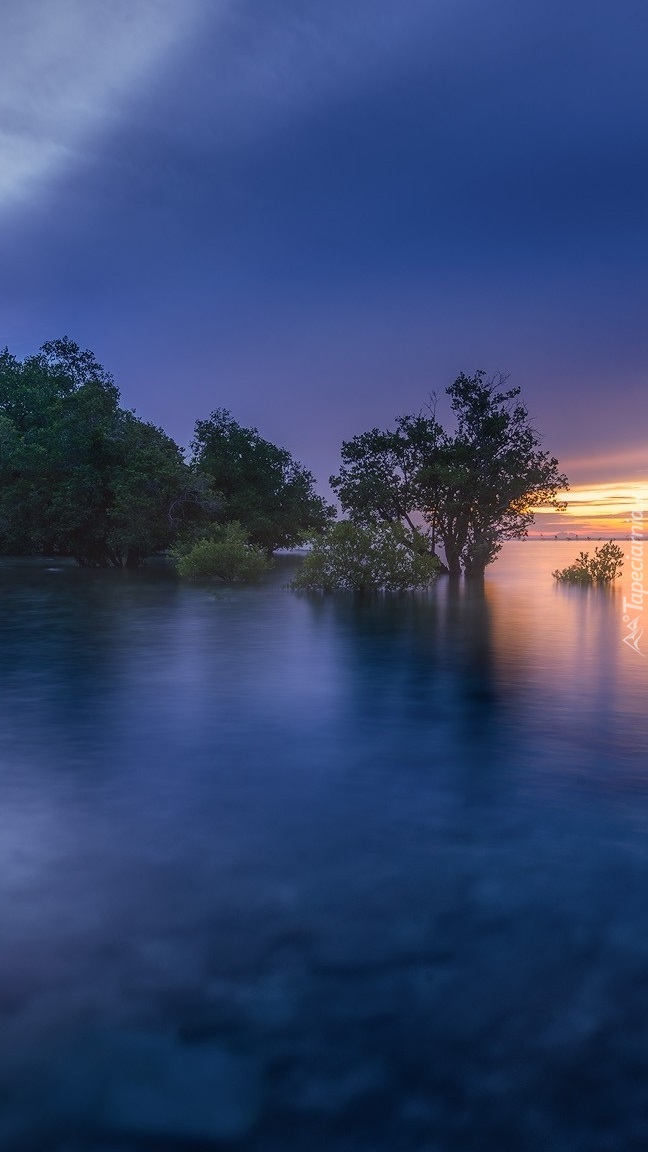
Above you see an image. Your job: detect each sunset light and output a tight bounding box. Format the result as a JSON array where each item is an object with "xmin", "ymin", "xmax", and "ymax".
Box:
[
  {"xmin": 2, "ymin": 2, "xmax": 648, "ymax": 1148},
  {"xmin": 532, "ymin": 479, "xmax": 648, "ymax": 537}
]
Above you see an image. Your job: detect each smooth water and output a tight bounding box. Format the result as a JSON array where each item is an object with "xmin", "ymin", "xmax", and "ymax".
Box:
[{"xmin": 1, "ymin": 544, "xmax": 648, "ymax": 1151}]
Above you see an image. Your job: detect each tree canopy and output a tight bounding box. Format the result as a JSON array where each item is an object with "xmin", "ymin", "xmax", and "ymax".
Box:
[
  {"xmin": 0, "ymin": 338, "xmax": 212, "ymax": 566},
  {"xmin": 331, "ymin": 371, "xmax": 568, "ymax": 577},
  {"xmin": 291, "ymin": 520, "xmax": 443, "ymax": 593},
  {"xmin": 0, "ymin": 341, "xmax": 568, "ymax": 580},
  {"xmin": 190, "ymin": 408, "xmax": 335, "ymax": 553},
  {"xmin": 553, "ymin": 542, "xmax": 624, "ymax": 585},
  {"xmin": 172, "ymin": 522, "xmax": 272, "ymax": 584}
]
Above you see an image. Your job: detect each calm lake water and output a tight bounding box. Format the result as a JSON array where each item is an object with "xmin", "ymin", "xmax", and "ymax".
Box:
[{"xmin": 1, "ymin": 543, "xmax": 648, "ymax": 1151}]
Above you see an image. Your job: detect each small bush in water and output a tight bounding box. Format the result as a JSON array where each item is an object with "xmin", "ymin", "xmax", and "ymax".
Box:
[
  {"xmin": 291, "ymin": 520, "xmax": 442, "ymax": 593},
  {"xmin": 553, "ymin": 541, "xmax": 624, "ymax": 585},
  {"xmin": 172, "ymin": 522, "xmax": 271, "ymax": 583}
]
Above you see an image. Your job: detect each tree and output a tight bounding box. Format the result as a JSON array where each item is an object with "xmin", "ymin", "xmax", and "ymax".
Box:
[
  {"xmin": 331, "ymin": 372, "xmax": 568, "ymax": 578},
  {"xmin": 172, "ymin": 522, "xmax": 272, "ymax": 583},
  {"xmin": 553, "ymin": 542, "xmax": 624, "ymax": 585},
  {"xmin": 0, "ymin": 338, "xmax": 119, "ymax": 559},
  {"xmin": 190, "ymin": 409, "xmax": 335, "ymax": 553},
  {"xmin": 102, "ymin": 411, "xmax": 216, "ymax": 568},
  {"xmin": 0, "ymin": 338, "xmax": 213, "ymax": 566},
  {"xmin": 291, "ymin": 521, "xmax": 442, "ymax": 593},
  {"xmin": 330, "ymin": 413, "xmax": 447, "ymax": 563},
  {"xmin": 441, "ymin": 372, "xmax": 568, "ymax": 576}
]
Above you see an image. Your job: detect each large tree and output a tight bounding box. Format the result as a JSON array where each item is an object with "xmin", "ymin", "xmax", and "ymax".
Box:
[
  {"xmin": 0, "ymin": 338, "xmax": 212, "ymax": 566},
  {"xmin": 191, "ymin": 408, "xmax": 335, "ymax": 553},
  {"xmin": 331, "ymin": 371, "xmax": 568, "ymax": 577}
]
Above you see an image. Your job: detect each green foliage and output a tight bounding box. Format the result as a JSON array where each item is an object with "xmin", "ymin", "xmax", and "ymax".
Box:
[
  {"xmin": 102, "ymin": 413, "xmax": 217, "ymax": 568},
  {"xmin": 291, "ymin": 521, "xmax": 442, "ymax": 593},
  {"xmin": 553, "ymin": 541, "xmax": 624, "ymax": 585},
  {"xmin": 331, "ymin": 372, "xmax": 569, "ymax": 577},
  {"xmin": 0, "ymin": 338, "xmax": 214, "ymax": 566},
  {"xmin": 191, "ymin": 409, "xmax": 335, "ymax": 553},
  {"xmin": 172, "ymin": 522, "xmax": 272, "ymax": 583}
]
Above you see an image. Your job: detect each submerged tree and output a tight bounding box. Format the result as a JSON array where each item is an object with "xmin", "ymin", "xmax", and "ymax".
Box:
[
  {"xmin": 553, "ymin": 541, "xmax": 624, "ymax": 585},
  {"xmin": 0, "ymin": 337, "xmax": 212, "ymax": 566},
  {"xmin": 329, "ymin": 414, "xmax": 446, "ymax": 552},
  {"xmin": 331, "ymin": 371, "xmax": 568, "ymax": 578},
  {"xmin": 191, "ymin": 408, "xmax": 335, "ymax": 553},
  {"xmin": 172, "ymin": 521, "xmax": 272, "ymax": 583},
  {"xmin": 291, "ymin": 521, "xmax": 442, "ymax": 593}
]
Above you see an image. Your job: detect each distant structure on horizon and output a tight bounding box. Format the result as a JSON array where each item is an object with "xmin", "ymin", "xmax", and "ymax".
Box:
[{"xmin": 527, "ymin": 532, "xmax": 626, "ymax": 541}]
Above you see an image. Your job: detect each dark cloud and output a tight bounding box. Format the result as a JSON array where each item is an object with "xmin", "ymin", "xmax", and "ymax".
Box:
[{"xmin": 1, "ymin": 0, "xmax": 647, "ymax": 490}]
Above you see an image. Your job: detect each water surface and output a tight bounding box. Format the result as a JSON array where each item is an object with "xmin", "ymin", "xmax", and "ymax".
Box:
[{"xmin": 1, "ymin": 543, "xmax": 647, "ymax": 1150}]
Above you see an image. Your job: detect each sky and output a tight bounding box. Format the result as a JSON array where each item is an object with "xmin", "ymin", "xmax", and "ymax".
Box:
[{"xmin": 1, "ymin": 0, "xmax": 647, "ymax": 535}]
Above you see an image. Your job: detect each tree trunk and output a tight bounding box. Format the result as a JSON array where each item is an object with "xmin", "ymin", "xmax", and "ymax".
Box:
[
  {"xmin": 126, "ymin": 547, "xmax": 143, "ymax": 568},
  {"xmin": 445, "ymin": 551, "xmax": 462, "ymax": 578},
  {"xmin": 463, "ymin": 558, "xmax": 487, "ymax": 579}
]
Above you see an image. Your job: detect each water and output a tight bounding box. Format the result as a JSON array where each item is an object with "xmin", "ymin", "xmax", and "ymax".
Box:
[{"xmin": 1, "ymin": 543, "xmax": 647, "ymax": 1151}]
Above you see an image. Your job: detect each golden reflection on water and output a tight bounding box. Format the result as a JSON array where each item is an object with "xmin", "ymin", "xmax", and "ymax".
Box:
[{"xmin": 483, "ymin": 542, "xmax": 648, "ymax": 775}]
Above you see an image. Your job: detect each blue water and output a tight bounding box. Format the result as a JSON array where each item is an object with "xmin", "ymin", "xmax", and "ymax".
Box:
[{"xmin": 1, "ymin": 544, "xmax": 648, "ymax": 1150}]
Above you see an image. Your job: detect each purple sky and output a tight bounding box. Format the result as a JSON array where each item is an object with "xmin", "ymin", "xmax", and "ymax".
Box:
[{"xmin": 1, "ymin": 0, "xmax": 647, "ymax": 512}]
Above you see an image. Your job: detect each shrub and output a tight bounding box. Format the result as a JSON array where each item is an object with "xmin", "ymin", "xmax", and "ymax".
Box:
[
  {"xmin": 553, "ymin": 541, "xmax": 624, "ymax": 585},
  {"xmin": 291, "ymin": 520, "xmax": 442, "ymax": 593},
  {"xmin": 172, "ymin": 521, "xmax": 271, "ymax": 583}
]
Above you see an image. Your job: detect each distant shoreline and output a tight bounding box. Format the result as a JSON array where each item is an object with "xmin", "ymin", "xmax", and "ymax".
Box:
[{"xmin": 522, "ymin": 537, "xmax": 628, "ymax": 542}]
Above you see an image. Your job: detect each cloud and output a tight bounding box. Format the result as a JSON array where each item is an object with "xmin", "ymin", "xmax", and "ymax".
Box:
[
  {"xmin": 158, "ymin": 0, "xmax": 648, "ymax": 158},
  {"xmin": 563, "ymin": 449, "xmax": 648, "ymax": 486},
  {"xmin": 0, "ymin": 0, "xmax": 478, "ymax": 213},
  {"xmin": 533, "ymin": 479, "xmax": 648, "ymax": 536},
  {"xmin": 0, "ymin": 0, "xmax": 210, "ymax": 208},
  {"xmin": 129, "ymin": 0, "xmax": 483, "ymax": 150},
  {"xmin": 5, "ymin": 0, "xmax": 647, "ymax": 216}
]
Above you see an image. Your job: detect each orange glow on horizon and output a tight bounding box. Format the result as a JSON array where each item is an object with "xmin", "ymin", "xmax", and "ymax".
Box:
[{"xmin": 530, "ymin": 480, "xmax": 648, "ymax": 537}]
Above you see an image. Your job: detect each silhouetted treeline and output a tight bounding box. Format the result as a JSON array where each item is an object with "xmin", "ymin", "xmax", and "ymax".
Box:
[
  {"xmin": 0, "ymin": 340, "xmax": 568, "ymax": 577},
  {"xmin": 0, "ymin": 339, "xmax": 333, "ymax": 567}
]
